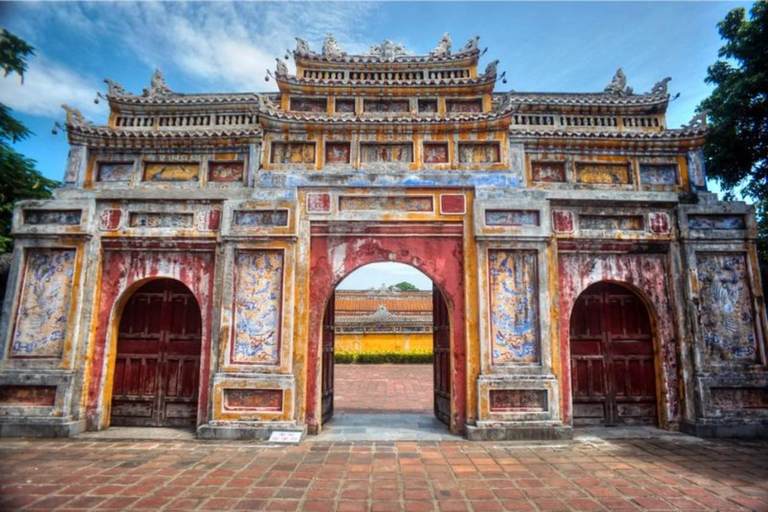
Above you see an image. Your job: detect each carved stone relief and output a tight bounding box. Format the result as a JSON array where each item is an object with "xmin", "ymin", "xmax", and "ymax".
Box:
[{"xmin": 696, "ymin": 253, "xmax": 758, "ymax": 363}]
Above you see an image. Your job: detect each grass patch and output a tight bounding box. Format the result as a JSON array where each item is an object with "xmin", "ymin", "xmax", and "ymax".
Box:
[{"xmin": 335, "ymin": 349, "xmax": 433, "ymax": 364}]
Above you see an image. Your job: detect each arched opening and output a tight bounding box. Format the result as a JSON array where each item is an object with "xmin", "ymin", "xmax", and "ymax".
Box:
[
  {"xmin": 569, "ymin": 282, "xmax": 658, "ymax": 427},
  {"xmin": 109, "ymin": 279, "xmax": 203, "ymax": 427},
  {"xmin": 320, "ymin": 262, "xmax": 451, "ymax": 431}
]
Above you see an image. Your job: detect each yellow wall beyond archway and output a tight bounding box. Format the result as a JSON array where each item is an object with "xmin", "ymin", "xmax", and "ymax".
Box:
[{"xmin": 335, "ymin": 332, "xmax": 433, "ymax": 353}]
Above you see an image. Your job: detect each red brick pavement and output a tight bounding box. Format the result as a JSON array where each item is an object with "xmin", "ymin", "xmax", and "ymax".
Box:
[
  {"xmin": 334, "ymin": 364, "xmax": 432, "ymax": 414},
  {"xmin": 2, "ymin": 436, "xmax": 768, "ymax": 511}
]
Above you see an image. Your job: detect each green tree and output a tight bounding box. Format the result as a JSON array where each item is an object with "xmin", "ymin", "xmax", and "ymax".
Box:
[
  {"xmin": 699, "ymin": 1, "xmax": 767, "ymax": 201},
  {"xmin": 0, "ymin": 29, "xmax": 59, "ymax": 253},
  {"xmin": 390, "ymin": 281, "xmax": 419, "ymax": 292}
]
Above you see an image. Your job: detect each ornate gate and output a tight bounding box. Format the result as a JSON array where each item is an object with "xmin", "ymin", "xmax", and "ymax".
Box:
[
  {"xmin": 570, "ymin": 282, "xmax": 657, "ymax": 426},
  {"xmin": 110, "ymin": 280, "xmax": 202, "ymax": 427},
  {"xmin": 321, "ymin": 292, "xmax": 335, "ymax": 424}
]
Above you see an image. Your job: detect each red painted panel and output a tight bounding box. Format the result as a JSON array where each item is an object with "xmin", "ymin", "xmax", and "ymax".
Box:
[
  {"xmin": 440, "ymin": 194, "xmax": 466, "ymax": 215},
  {"xmin": 308, "ymin": 225, "xmax": 466, "ymax": 434},
  {"xmin": 111, "ymin": 280, "xmax": 202, "ymax": 427},
  {"xmin": 570, "ymin": 282, "xmax": 656, "ymax": 426}
]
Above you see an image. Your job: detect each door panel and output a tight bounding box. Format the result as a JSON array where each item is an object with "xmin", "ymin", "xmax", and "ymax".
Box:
[
  {"xmin": 111, "ymin": 280, "xmax": 202, "ymax": 427},
  {"xmin": 321, "ymin": 292, "xmax": 335, "ymax": 424},
  {"xmin": 570, "ymin": 283, "xmax": 657, "ymax": 427},
  {"xmin": 433, "ymin": 289, "xmax": 451, "ymax": 426}
]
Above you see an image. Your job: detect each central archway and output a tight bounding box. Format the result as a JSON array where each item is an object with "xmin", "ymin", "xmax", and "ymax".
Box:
[
  {"xmin": 307, "ymin": 222, "xmax": 466, "ymax": 434},
  {"xmin": 319, "ymin": 263, "xmax": 451, "ymax": 427}
]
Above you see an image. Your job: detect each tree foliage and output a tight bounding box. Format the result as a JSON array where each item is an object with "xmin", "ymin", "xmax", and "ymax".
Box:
[
  {"xmin": 698, "ymin": 1, "xmax": 767, "ymax": 201},
  {"xmin": 390, "ymin": 281, "xmax": 420, "ymax": 292},
  {"xmin": 0, "ymin": 29, "xmax": 59, "ymax": 253}
]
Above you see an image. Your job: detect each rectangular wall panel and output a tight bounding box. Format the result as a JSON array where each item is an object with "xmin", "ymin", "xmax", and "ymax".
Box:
[
  {"xmin": 12, "ymin": 249, "xmax": 76, "ymax": 358},
  {"xmin": 232, "ymin": 251, "xmax": 284, "ymax": 365},
  {"xmin": 696, "ymin": 253, "xmax": 758, "ymax": 363},
  {"xmin": 488, "ymin": 250, "xmax": 539, "ymax": 364}
]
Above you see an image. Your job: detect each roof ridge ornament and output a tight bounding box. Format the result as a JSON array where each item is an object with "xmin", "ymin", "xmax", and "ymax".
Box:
[
  {"xmin": 460, "ymin": 36, "xmax": 480, "ymax": 53},
  {"xmin": 651, "ymin": 77, "xmax": 672, "ymax": 96},
  {"xmin": 322, "ymin": 33, "xmax": 345, "ymax": 59},
  {"xmin": 431, "ymin": 32, "xmax": 452, "ymax": 57},
  {"xmin": 604, "ymin": 68, "xmax": 633, "ymax": 96},
  {"xmin": 483, "ymin": 59, "xmax": 499, "ymax": 77},
  {"xmin": 369, "ymin": 39, "xmax": 408, "ymax": 61},
  {"xmin": 275, "ymin": 57, "xmax": 288, "ymax": 77},
  {"xmin": 143, "ymin": 69, "xmax": 173, "ymax": 97},
  {"xmin": 682, "ymin": 110, "xmax": 709, "ymax": 130},
  {"xmin": 103, "ymin": 78, "xmax": 128, "ymax": 96},
  {"xmin": 61, "ymin": 104, "xmax": 91, "ymax": 126},
  {"xmin": 295, "ymin": 37, "xmax": 312, "ymax": 55}
]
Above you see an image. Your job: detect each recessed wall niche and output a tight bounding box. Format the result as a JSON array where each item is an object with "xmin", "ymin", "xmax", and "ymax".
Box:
[{"xmin": 325, "ymin": 142, "xmax": 351, "ymax": 164}]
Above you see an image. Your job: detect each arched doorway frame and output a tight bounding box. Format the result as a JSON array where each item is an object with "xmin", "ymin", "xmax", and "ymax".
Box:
[
  {"xmin": 86, "ymin": 248, "xmax": 215, "ymax": 430},
  {"xmin": 557, "ymin": 251, "xmax": 682, "ymax": 429},
  {"xmin": 307, "ymin": 225, "xmax": 466, "ymax": 434},
  {"xmin": 104, "ymin": 277, "xmax": 204, "ymax": 427},
  {"xmin": 319, "ymin": 261, "xmax": 453, "ymax": 425},
  {"xmin": 568, "ymin": 280, "xmax": 664, "ymax": 426}
]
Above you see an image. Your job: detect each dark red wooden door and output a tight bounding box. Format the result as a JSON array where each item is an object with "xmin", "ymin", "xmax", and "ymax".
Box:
[
  {"xmin": 570, "ymin": 282, "xmax": 657, "ymax": 426},
  {"xmin": 111, "ymin": 280, "xmax": 202, "ymax": 427},
  {"xmin": 321, "ymin": 292, "xmax": 335, "ymax": 424},
  {"xmin": 433, "ymin": 289, "xmax": 451, "ymax": 426}
]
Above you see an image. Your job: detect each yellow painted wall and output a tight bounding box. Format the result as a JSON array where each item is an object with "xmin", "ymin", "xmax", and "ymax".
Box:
[{"xmin": 336, "ymin": 332, "xmax": 433, "ymax": 352}]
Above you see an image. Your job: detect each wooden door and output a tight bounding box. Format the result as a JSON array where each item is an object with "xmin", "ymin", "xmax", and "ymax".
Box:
[
  {"xmin": 111, "ymin": 280, "xmax": 202, "ymax": 427},
  {"xmin": 570, "ymin": 282, "xmax": 657, "ymax": 426},
  {"xmin": 433, "ymin": 289, "xmax": 451, "ymax": 425},
  {"xmin": 321, "ymin": 292, "xmax": 335, "ymax": 424}
]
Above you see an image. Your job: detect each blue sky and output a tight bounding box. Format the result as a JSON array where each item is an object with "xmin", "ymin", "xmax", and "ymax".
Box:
[{"xmin": 0, "ymin": 1, "xmax": 749, "ymax": 290}]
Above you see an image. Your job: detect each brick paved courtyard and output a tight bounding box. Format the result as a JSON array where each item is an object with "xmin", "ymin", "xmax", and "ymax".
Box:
[
  {"xmin": 2, "ymin": 436, "xmax": 768, "ymax": 511},
  {"xmin": 335, "ymin": 364, "xmax": 433, "ymax": 414}
]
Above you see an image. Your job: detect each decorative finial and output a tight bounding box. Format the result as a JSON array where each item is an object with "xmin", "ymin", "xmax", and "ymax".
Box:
[
  {"xmin": 322, "ymin": 33, "xmax": 344, "ymax": 59},
  {"xmin": 142, "ymin": 68, "xmax": 172, "ymax": 97},
  {"xmin": 604, "ymin": 68, "xmax": 633, "ymax": 96},
  {"xmin": 484, "ymin": 60, "xmax": 499, "ymax": 77},
  {"xmin": 295, "ymin": 37, "xmax": 311, "ymax": 55},
  {"xmin": 683, "ymin": 110, "xmax": 709, "ymax": 130},
  {"xmin": 369, "ymin": 39, "xmax": 407, "ymax": 61},
  {"xmin": 60, "ymin": 104, "xmax": 91, "ymax": 126},
  {"xmin": 460, "ymin": 36, "xmax": 480, "ymax": 53},
  {"xmin": 103, "ymin": 78, "xmax": 126, "ymax": 96},
  {"xmin": 431, "ymin": 32, "xmax": 452, "ymax": 57},
  {"xmin": 275, "ymin": 57, "xmax": 288, "ymax": 76},
  {"xmin": 651, "ymin": 77, "xmax": 672, "ymax": 96}
]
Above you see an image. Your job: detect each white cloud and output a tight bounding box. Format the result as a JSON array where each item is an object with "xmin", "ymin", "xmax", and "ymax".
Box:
[
  {"xmin": 33, "ymin": 2, "xmax": 378, "ymax": 93},
  {"xmin": 0, "ymin": 57, "xmax": 104, "ymax": 120}
]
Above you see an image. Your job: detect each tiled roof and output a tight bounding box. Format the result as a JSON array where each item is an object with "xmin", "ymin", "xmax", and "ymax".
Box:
[{"xmin": 335, "ymin": 291, "xmax": 432, "ymax": 315}]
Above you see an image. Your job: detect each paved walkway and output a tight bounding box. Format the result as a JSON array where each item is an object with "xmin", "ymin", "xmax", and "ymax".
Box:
[
  {"xmin": 2, "ymin": 436, "xmax": 768, "ymax": 511},
  {"xmin": 314, "ymin": 413, "xmax": 460, "ymax": 442},
  {"xmin": 335, "ymin": 364, "xmax": 433, "ymax": 414}
]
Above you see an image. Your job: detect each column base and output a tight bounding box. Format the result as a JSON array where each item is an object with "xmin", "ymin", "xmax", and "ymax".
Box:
[
  {"xmin": 680, "ymin": 420, "xmax": 768, "ymax": 439},
  {"xmin": 466, "ymin": 422, "xmax": 572, "ymax": 441},
  {"xmin": 0, "ymin": 419, "xmax": 86, "ymax": 438}
]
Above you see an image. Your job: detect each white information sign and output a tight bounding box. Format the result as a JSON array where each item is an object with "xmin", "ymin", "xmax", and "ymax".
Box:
[{"xmin": 268, "ymin": 431, "xmax": 303, "ymax": 444}]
